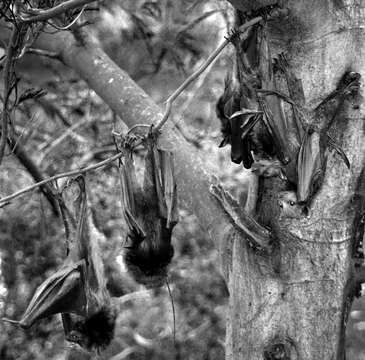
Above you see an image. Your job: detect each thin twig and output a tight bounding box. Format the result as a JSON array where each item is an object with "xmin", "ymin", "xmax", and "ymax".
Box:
[
  {"xmin": 20, "ymin": 0, "xmax": 95, "ymax": 23},
  {"xmin": 8, "ymin": 136, "xmax": 60, "ymax": 215},
  {"xmin": 166, "ymin": 279, "xmax": 177, "ymax": 350},
  {"xmin": 178, "ymin": 9, "xmax": 224, "ymax": 34},
  {"xmin": 0, "ymin": 13, "xmax": 287, "ymax": 204},
  {"xmin": 127, "ymin": 124, "xmax": 151, "ymax": 136},
  {"xmin": 0, "ymin": 151, "xmax": 123, "ymax": 206},
  {"xmin": 38, "ymin": 118, "xmax": 88, "ymax": 161},
  {"xmin": 27, "ymin": 47, "xmax": 62, "ymax": 61},
  {"xmin": 154, "ymin": 16, "xmax": 263, "ymax": 132},
  {"xmin": 45, "ymin": 5, "xmax": 86, "ymax": 31},
  {"xmin": 0, "ymin": 134, "xmax": 147, "ymax": 206}
]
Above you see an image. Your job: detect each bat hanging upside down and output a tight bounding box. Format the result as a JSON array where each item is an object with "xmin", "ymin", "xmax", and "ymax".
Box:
[
  {"xmin": 4, "ymin": 176, "xmax": 116, "ymax": 350},
  {"xmin": 119, "ymin": 134, "xmax": 178, "ymax": 287}
]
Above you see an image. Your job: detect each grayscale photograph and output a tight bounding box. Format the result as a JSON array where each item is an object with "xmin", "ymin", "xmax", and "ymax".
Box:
[{"xmin": 0, "ymin": 1, "xmax": 364, "ymax": 359}]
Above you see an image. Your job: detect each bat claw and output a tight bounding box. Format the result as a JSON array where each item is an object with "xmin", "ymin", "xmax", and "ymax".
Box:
[{"xmin": 225, "ymin": 28, "xmax": 241, "ymax": 44}]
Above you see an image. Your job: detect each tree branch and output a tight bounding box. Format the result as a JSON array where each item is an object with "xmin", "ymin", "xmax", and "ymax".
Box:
[
  {"xmin": 20, "ymin": 0, "xmax": 96, "ymax": 23},
  {"xmin": 19, "ymin": 27, "xmax": 235, "ymax": 262},
  {"xmin": 0, "ymin": 151, "xmax": 123, "ymax": 205},
  {"xmin": 8, "ymin": 136, "xmax": 59, "ymax": 215},
  {"xmin": 155, "ymin": 16, "xmax": 263, "ymax": 131}
]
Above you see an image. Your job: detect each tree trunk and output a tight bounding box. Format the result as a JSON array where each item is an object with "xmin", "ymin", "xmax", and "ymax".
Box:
[
  {"xmin": 4, "ymin": 1, "xmax": 364, "ymax": 359},
  {"xmin": 224, "ymin": 1, "xmax": 365, "ymax": 359}
]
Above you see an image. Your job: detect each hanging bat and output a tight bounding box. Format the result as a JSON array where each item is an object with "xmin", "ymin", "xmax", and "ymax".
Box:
[
  {"xmin": 216, "ymin": 25, "xmax": 268, "ymax": 169},
  {"xmin": 255, "ymin": 24, "xmax": 291, "ymax": 165},
  {"xmin": 216, "ymin": 70, "xmax": 260, "ymax": 168},
  {"xmin": 234, "ymin": 21, "xmax": 290, "ymax": 163},
  {"xmin": 216, "ymin": 20, "xmax": 292, "ymax": 171},
  {"xmin": 119, "ymin": 135, "xmax": 178, "ymax": 287},
  {"xmin": 296, "ymin": 71, "xmax": 360, "ymax": 203},
  {"xmin": 274, "ymin": 54, "xmax": 356, "ymax": 204},
  {"xmin": 4, "ymin": 176, "xmax": 116, "ymax": 350}
]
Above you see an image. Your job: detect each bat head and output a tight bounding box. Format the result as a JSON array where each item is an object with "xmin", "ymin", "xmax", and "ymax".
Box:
[
  {"xmin": 278, "ymin": 191, "xmax": 307, "ymax": 219},
  {"xmin": 124, "ymin": 220, "xmax": 174, "ymax": 287},
  {"xmin": 65, "ymin": 306, "xmax": 117, "ymax": 351}
]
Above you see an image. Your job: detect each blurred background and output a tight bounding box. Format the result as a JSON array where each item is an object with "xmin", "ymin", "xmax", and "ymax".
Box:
[{"xmin": 0, "ymin": 0, "xmax": 364, "ymax": 359}]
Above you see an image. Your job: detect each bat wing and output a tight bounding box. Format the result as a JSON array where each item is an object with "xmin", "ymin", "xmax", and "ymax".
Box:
[
  {"xmin": 18, "ymin": 260, "xmax": 87, "ymax": 329},
  {"xmin": 119, "ymin": 153, "xmax": 146, "ymax": 242},
  {"xmin": 160, "ymin": 149, "xmax": 178, "ymax": 227},
  {"xmin": 276, "ymin": 53, "xmax": 305, "ymax": 141},
  {"xmin": 257, "ymin": 26, "xmax": 291, "ymax": 164},
  {"xmin": 229, "ymin": 113, "xmax": 245, "ymax": 164},
  {"xmin": 259, "ymin": 98, "xmax": 289, "ymax": 164},
  {"xmin": 145, "ymin": 139, "xmax": 178, "ymax": 228},
  {"xmin": 297, "ymin": 131, "xmax": 323, "ymax": 203}
]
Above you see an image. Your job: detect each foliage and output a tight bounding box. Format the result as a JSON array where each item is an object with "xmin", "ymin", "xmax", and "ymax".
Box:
[{"xmin": 0, "ymin": 1, "xmax": 363, "ymax": 359}]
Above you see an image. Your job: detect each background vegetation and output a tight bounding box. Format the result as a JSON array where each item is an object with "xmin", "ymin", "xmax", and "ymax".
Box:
[{"xmin": 0, "ymin": 1, "xmax": 364, "ymax": 359}]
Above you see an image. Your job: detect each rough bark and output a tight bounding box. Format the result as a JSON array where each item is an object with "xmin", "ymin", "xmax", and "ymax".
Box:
[
  {"xmin": 2, "ymin": 1, "xmax": 364, "ymax": 359},
  {"xmin": 224, "ymin": 1, "xmax": 365, "ymax": 359}
]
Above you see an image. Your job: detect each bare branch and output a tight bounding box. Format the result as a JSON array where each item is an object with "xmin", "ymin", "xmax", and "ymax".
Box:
[
  {"xmin": 155, "ymin": 16, "xmax": 263, "ymax": 132},
  {"xmin": 0, "ymin": 151, "xmax": 123, "ymax": 206},
  {"xmin": 20, "ymin": 0, "xmax": 96, "ymax": 23},
  {"xmin": 26, "ymin": 47, "xmax": 62, "ymax": 61},
  {"xmin": 7, "ymin": 136, "xmax": 59, "ymax": 215}
]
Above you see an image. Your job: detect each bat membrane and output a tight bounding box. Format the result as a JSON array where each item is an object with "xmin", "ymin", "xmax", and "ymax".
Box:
[
  {"xmin": 119, "ymin": 135, "xmax": 178, "ymax": 287},
  {"xmin": 5, "ymin": 176, "xmax": 116, "ymax": 351}
]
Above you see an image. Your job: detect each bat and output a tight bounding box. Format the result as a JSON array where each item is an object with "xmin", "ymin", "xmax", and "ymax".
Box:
[
  {"xmin": 216, "ymin": 72, "xmax": 235, "ymax": 149},
  {"xmin": 5, "ymin": 176, "xmax": 116, "ymax": 350},
  {"xmin": 216, "ymin": 71, "xmax": 260, "ymax": 168},
  {"xmin": 274, "ymin": 54, "xmax": 357, "ymax": 204},
  {"xmin": 216, "ymin": 21, "xmax": 292, "ymax": 170},
  {"xmin": 278, "ymin": 191, "xmax": 307, "ymax": 219},
  {"xmin": 296, "ymin": 71, "xmax": 360, "ymax": 203},
  {"xmin": 255, "ymin": 25, "xmax": 291, "ymax": 165},
  {"xmin": 119, "ymin": 135, "xmax": 178, "ymax": 287}
]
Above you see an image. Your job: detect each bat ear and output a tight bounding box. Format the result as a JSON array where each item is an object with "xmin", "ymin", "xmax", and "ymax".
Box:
[{"xmin": 17, "ymin": 261, "xmax": 87, "ymax": 329}]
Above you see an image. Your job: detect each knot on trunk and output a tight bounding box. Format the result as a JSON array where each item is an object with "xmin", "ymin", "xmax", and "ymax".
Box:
[{"xmin": 263, "ymin": 337, "xmax": 297, "ymax": 360}]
